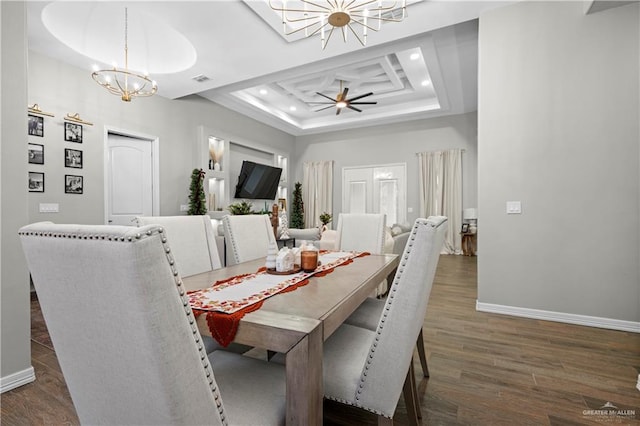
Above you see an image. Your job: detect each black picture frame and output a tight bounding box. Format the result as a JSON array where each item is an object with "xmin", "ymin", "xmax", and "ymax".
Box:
[
  {"xmin": 64, "ymin": 148, "xmax": 83, "ymax": 169},
  {"xmin": 64, "ymin": 122, "xmax": 83, "ymax": 143},
  {"xmin": 28, "ymin": 143, "xmax": 44, "ymax": 165},
  {"xmin": 65, "ymin": 175, "xmax": 83, "ymax": 194},
  {"xmin": 28, "ymin": 114, "xmax": 44, "ymax": 137},
  {"xmin": 461, "ymin": 223, "xmax": 470, "ymax": 233},
  {"xmin": 29, "ymin": 171, "xmax": 45, "ymax": 192}
]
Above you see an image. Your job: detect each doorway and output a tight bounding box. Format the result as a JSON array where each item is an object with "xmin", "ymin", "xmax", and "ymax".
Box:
[
  {"xmin": 104, "ymin": 128, "xmax": 159, "ymax": 225},
  {"xmin": 342, "ymin": 163, "xmax": 407, "ymax": 225}
]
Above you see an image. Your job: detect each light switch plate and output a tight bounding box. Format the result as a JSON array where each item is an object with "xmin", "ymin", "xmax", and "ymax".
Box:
[
  {"xmin": 180, "ymin": 204, "xmax": 189, "ymax": 212},
  {"xmin": 39, "ymin": 203, "xmax": 59, "ymax": 213},
  {"xmin": 506, "ymin": 201, "xmax": 522, "ymax": 214}
]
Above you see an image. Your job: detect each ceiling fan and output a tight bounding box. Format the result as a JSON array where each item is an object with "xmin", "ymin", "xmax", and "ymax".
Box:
[{"xmin": 309, "ymin": 81, "xmax": 377, "ymax": 115}]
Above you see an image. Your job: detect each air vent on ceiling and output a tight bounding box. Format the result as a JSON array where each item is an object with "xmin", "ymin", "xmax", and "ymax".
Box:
[{"xmin": 192, "ymin": 74, "xmax": 210, "ymax": 83}]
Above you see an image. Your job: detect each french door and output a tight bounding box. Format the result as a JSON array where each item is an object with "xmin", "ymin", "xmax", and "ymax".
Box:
[{"xmin": 342, "ymin": 163, "xmax": 406, "ymax": 225}]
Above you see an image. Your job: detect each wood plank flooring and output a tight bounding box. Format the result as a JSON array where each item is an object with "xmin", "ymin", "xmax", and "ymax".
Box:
[{"xmin": 2, "ymin": 255, "xmax": 639, "ymax": 425}]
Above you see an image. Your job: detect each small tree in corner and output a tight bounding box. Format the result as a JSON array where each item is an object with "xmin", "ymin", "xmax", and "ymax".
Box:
[
  {"xmin": 188, "ymin": 168, "xmax": 207, "ymax": 215},
  {"xmin": 291, "ymin": 182, "xmax": 304, "ymax": 228}
]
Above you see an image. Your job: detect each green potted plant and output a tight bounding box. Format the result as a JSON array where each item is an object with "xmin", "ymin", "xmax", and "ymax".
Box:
[
  {"xmin": 291, "ymin": 182, "xmax": 304, "ymax": 228},
  {"xmin": 319, "ymin": 212, "xmax": 332, "ymax": 227},
  {"xmin": 227, "ymin": 200, "xmax": 254, "ymax": 215},
  {"xmin": 187, "ymin": 168, "xmax": 207, "ymax": 215}
]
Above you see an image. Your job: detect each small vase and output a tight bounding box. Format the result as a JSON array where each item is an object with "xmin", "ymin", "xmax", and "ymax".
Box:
[{"xmin": 213, "ymin": 162, "xmax": 221, "ymax": 171}]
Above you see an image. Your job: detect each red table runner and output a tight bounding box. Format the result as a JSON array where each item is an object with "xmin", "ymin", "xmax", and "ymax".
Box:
[{"xmin": 190, "ymin": 251, "xmax": 369, "ymax": 347}]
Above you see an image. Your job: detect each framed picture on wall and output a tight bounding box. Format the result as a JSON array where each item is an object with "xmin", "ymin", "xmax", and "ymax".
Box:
[
  {"xmin": 65, "ymin": 174, "xmax": 83, "ymax": 194},
  {"xmin": 64, "ymin": 148, "xmax": 83, "ymax": 168},
  {"xmin": 29, "ymin": 171, "xmax": 45, "ymax": 192},
  {"xmin": 28, "ymin": 114, "xmax": 44, "ymax": 137},
  {"xmin": 28, "ymin": 143, "xmax": 44, "ymax": 164},
  {"xmin": 64, "ymin": 122, "xmax": 83, "ymax": 143}
]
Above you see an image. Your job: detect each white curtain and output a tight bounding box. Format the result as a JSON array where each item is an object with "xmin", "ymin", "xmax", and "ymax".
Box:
[
  {"xmin": 302, "ymin": 160, "xmax": 333, "ymax": 228},
  {"xmin": 418, "ymin": 149, "xmax": 462, "ymax": 254}
]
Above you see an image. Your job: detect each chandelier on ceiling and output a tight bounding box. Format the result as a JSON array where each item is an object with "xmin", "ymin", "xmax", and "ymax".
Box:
[
  {"xmin": 92, "ymin": 8, "xmax": 157, "ymax": 102},
  {"xmin": 269, "ymin": 0, "xmax": 407, "ymax": 50}
]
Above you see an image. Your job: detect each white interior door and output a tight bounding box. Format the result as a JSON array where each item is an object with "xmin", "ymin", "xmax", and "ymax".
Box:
[
  {"xmin": 342, "ymin": 164, "xmax": 407, "ymax": 225},
  {"xmin": 106, "ymin": 133, "xmax": 155, "ymax": 225}
]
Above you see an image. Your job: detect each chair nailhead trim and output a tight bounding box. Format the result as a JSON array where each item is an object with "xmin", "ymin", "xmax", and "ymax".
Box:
[
  {"xmin": 20, "ymin": 225, "xmax": 228, "ymax": 423},
  {"xmin": 353, "ymin": 220, "xmax": 431, "ymax": 397}
]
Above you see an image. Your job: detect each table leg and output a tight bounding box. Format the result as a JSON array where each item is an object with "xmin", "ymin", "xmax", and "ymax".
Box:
[{"xmin": 285, "ymin": 323, "xmax": 323, "ymax": 425}]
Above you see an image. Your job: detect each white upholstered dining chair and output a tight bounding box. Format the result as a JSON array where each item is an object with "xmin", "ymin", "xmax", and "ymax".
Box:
[
  {"xmin": 322, "ymin": 216, "xmax": 447, "ymax": 424},
  {"xmin": 343, "ymin": 215, "xmax": 447, "ymax": 378},
  {"xmin": 335, "ymin": 213, "xmax": 387, "ymax": 254},
  {"xmin": 223, "ymin": 214, "xmax": 276, "ymax": 265},
  {"xmin": 335, "ymin": 213, "xmax": 388, "ymax": 296},
  {"xmin": 20, "ymin": 222, "xmax": 285, "ymax": 425},
  {"xmin": 135, "ymin": 215, "xmax": 249, "ymax": 355},
  {"xmin": 135, "ymin": 215, "xmax": 222, "ymax": 274}
]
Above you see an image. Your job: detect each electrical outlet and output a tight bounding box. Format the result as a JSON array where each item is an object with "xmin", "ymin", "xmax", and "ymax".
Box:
[{"xmin": 180, "ymin": 204, "xmax": 189, "ymax": 212}]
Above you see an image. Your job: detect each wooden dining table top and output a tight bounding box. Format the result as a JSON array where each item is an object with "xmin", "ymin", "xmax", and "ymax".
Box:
[
  {"xmin": 183, "ymin": 252, "xmax": 399, "ymax": 425},
  {"xmin": 184, "ymin": 252, "xmax": 398, "ymax": 343}
]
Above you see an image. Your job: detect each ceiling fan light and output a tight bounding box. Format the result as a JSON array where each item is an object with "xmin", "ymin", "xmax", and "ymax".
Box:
[{"xmin": 336, "ymin": 101, "xmax": 347, "ymax": 108}]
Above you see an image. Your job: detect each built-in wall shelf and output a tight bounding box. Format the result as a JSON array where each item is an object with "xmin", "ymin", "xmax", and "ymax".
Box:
[{"xmin": 197, "ymin": 125, "xmax": 290, "ymax": 217}]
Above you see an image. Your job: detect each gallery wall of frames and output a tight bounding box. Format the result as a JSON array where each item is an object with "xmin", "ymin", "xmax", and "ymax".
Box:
[{"xmin": 27, "ymin": 107, "xmax": 92, "ymax": 195}]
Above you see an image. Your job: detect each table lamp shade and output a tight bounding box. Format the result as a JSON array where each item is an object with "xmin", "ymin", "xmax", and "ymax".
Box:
[{"xmin": 463, "ymin": 208, "xmax": 477, "ymax": 221}]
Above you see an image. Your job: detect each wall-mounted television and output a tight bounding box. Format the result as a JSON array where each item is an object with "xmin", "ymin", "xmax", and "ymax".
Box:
[{"xmin": 234, "ymin": 160, "xmax": 282, "ymax": 200}]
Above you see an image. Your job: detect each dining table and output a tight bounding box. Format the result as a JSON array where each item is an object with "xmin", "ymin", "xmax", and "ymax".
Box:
[{"xmin": 183, "ymin": 252, "xmax": 399, "ymax": 426}]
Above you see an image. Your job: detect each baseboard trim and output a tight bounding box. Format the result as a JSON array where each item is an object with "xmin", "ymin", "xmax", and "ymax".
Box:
[
  {"xmin": 0, "ymin": 366, "xmax": 35, "ymax": 393},
  {"xmin": 476, "ymin": 301, "xmax": 640, "ymax": 333}
]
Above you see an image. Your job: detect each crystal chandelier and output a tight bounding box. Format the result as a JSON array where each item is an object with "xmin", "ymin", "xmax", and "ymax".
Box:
[
  {"xmin": 92, "ymin": 8, "xmax": 157, "ymax": 102},
  {"xmin": 269, "ymin": 0, "xmax": 407, "ymax": 50}
]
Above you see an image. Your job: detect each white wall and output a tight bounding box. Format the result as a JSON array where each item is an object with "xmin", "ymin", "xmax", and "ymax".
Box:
[
  {"xmin": 26, "ymin": 52, "xmax": 296, "ymax": 225},
  {"xmin": 1, "ymin": 44, "xmax": 295, "ymax": 388},
  {"xmin": 294, "ymin": 112, "xmax": 478, "ymax": 226},
  {"xmin": 1, "ymin": 1, "xmax": 34, "ymax": 392},
  {"xmin": 477, "ymin": 2, "xmax": 639, "ymax": 326}
]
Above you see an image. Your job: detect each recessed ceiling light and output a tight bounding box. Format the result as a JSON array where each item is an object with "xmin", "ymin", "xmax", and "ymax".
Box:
[
  {"xmin": 259, "ymin": 89, "xmax": 268, "ymax": 95},
  {"xmin": 289, "ymin": 106, "xmax": 297, "ymax": 111},
  {"xmin": 410, "ymin": 53, "xmax": 420, "ymax": 60},
  {"xmin": 421, "ymin": 80, "xmax": 430, "ymax": 87}
]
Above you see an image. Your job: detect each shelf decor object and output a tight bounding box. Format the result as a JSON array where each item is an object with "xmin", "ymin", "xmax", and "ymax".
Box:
[
  {"xmin": 91, "ymin": 8, "xmax": 157, "ymax": 102},
  {"xmin": 208, "ymin": 137, "xmax": 224, "ymax": 171},
  {"xmin": 269, "ymin": 0, "xmax": 407, "ymax": 50}
]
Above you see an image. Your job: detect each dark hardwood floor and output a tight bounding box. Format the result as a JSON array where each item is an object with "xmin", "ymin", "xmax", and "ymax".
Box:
[{"xmin": 2, "ymin": 255, "xmax": 639, "ymax": 425}]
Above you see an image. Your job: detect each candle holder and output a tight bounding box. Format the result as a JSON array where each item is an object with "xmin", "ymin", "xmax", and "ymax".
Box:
[{"xmin": 300, "ymin": 247, "xmax": 318, "ymax": 272}]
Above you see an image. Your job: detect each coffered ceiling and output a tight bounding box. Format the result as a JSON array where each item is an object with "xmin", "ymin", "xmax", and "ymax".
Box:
[{"xmin": 26, "ymin": 1, "xmax": 515, "ymax": 136}]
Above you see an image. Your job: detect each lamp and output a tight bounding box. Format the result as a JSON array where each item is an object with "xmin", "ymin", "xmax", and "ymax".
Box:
[
  {"xmin": 92, "ymin": 8, "xmax": 157, "ymax": 102},
  {"xmin": 463, "ymin": 208, "xmax": 477, "ymax": 234},
  {"xmin": 269, "ymin": 0, "xmax": 407, "ymax": 50}
]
